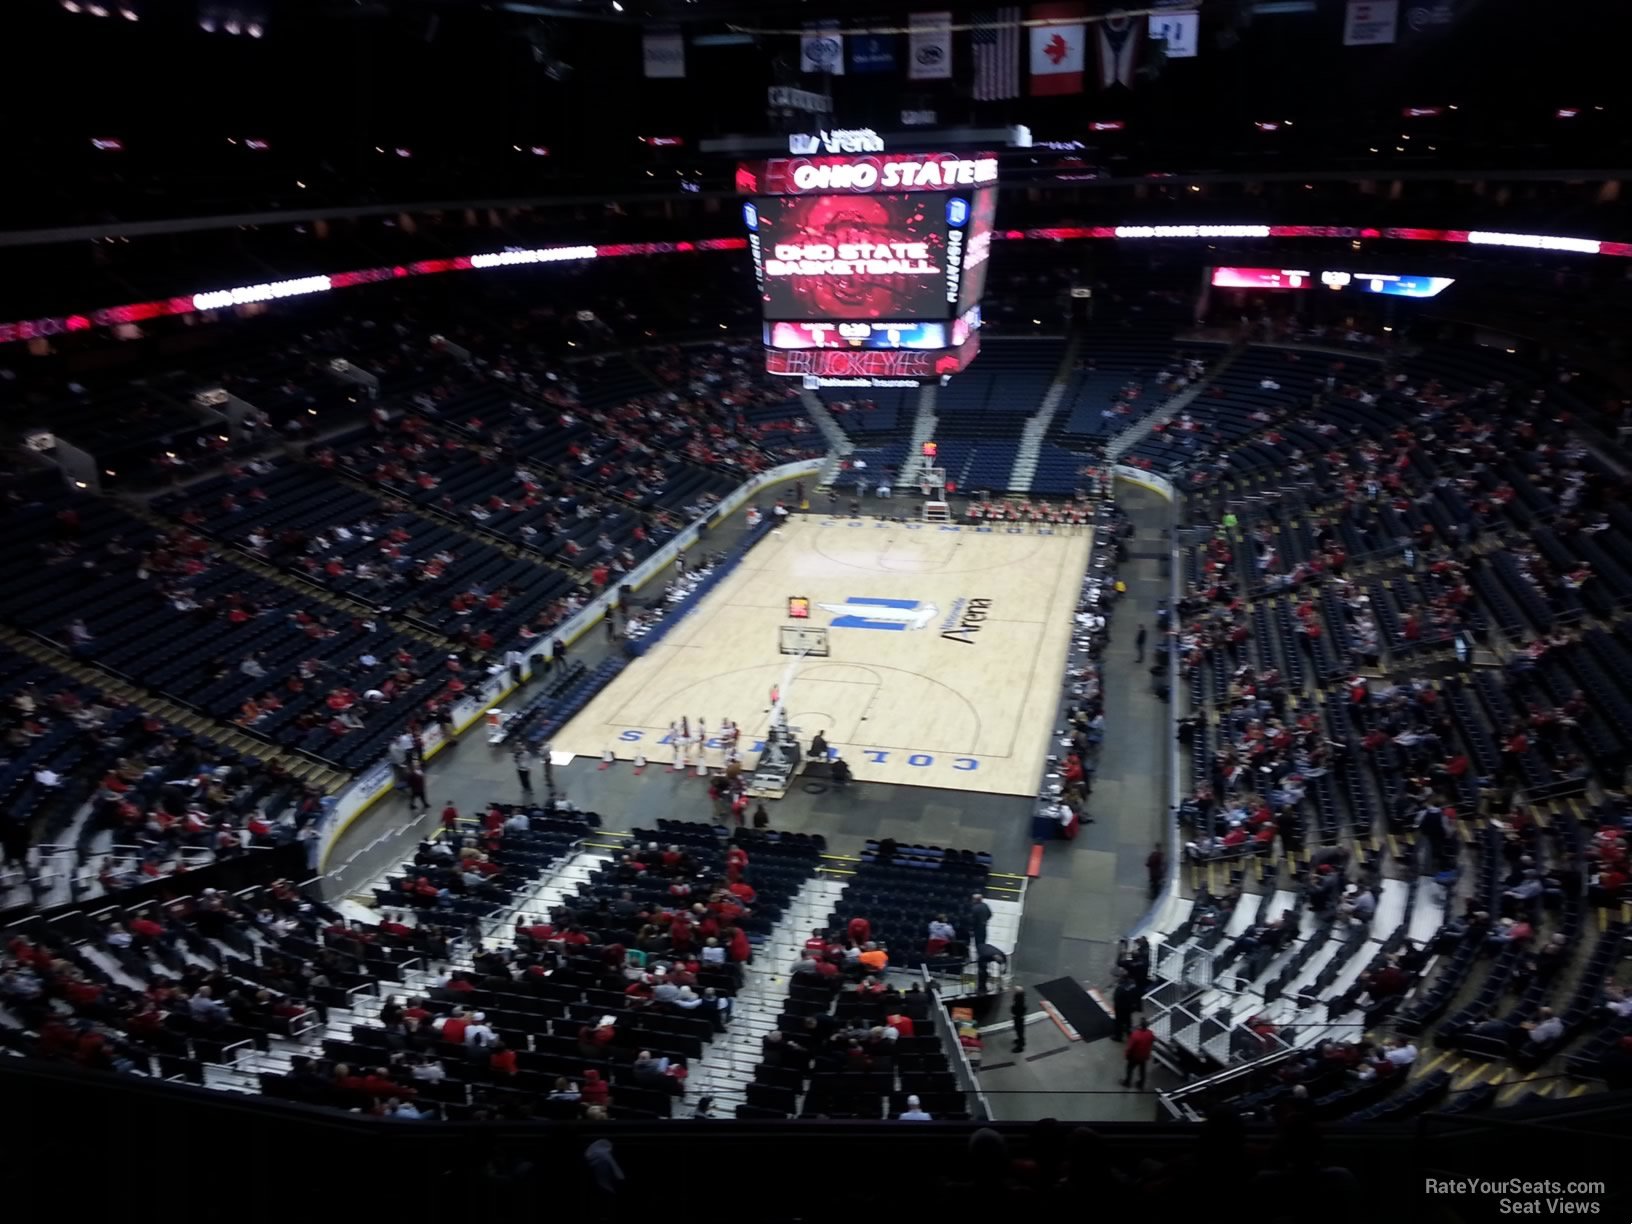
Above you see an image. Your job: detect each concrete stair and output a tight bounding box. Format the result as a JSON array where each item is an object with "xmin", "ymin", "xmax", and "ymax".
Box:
[
  {"xmin": 1007, "ymin": 336, "xmax": 1081, "ymax": 493},
  {"xmin": 684, "ymin": 874, "xmax": 851, "ymax": 1114},
  {"xmin": 894, "ymin": 383, "xmax": 941, "ymax": 490},
  {"xmin": 801, "ymin": 390, "xmax": 856, "ymax": 488},
  {"xmin": 1104, "ymin": 342, "xmax": 1246, "ymax": 463}
]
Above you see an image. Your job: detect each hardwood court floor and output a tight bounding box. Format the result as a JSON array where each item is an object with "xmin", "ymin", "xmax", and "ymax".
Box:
[{"xmin": 551, "ymin": 515, "xmax": 1092, "ymax": 796}]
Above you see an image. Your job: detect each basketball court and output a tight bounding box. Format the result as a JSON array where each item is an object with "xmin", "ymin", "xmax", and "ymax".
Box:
[{"xmin": 551, "ymin": 515, "xmax": 1092, "ymax": 796}]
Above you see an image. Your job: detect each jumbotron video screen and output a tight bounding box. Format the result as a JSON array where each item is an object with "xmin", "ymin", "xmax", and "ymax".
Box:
[
  {"xmin": 741, "ymin": 147, "xmax": 998, "ymax": 380},
  {"xmin": 749, "ymin": 193, "xmax": 949, "ymax": 322}
]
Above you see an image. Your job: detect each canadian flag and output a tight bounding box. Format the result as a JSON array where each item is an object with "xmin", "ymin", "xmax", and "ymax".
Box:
[{"xmin": 1028, "ymin": 2, "xmax": 1087, "ymax": 96}]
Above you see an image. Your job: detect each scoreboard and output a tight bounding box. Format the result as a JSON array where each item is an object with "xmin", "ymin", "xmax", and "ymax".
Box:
[
  {"xmin": 740, "ymin": 145, "xmax": 997, "ymax": 385},
  {"xmin": 1210, "ymin": 266, "xmax": 1456, "ymax": 298}
]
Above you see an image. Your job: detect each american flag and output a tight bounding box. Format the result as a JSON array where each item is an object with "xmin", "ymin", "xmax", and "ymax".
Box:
[{"xmin": 972, "ymin": 6, "xmax": 1021, "ymax": 101}]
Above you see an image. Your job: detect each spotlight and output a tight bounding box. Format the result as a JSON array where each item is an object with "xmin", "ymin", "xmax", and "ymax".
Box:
[
  {"xmin": 61, "ymin": 0, "xmax": 83, "ymax": 12},
  {"xmin": 120, "ymin": 5, "xmax": 139, "ymax": 18},
  {"xmin": 247, "ymin": 21, "xmax": 262, "ymax": 37},
  {"xmin": 224, "ymin": 17, "xmax": 241, "ymax": 34},
  {"xmin": 87, "ymin": 3, "xmax": 109, "ymax": 14}
]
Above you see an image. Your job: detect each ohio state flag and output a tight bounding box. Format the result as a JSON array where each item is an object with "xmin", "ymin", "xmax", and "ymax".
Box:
[
  {"xmin": 1028, "ymin": 2, "xmax": 1087, "ymax": 96},
  {"xmin": 1095, "ymin": 4, "xmax": 1142, "ymax": 89}
]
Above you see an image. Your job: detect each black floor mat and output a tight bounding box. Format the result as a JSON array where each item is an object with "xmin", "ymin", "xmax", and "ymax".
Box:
[{"xmin": 1033, "ymin": 976, "xmax": 1116, "ymax": 1044}]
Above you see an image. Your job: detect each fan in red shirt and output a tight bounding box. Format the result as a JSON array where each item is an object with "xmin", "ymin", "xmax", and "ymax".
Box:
[
  {"xmin": 128, "ymin": 915, "xmax": 165, "ymax": 941},
  {"xmin": 581, "ymin": 1069, "xmax": 610, "ymax": 1106},
  {"xmin": 379, "ymin": 914, "xmax": 412, "ymax": 940},
  {"xmin": 1122, "ymin": 1021, "xmax": 1157, "ymax": 1088}
]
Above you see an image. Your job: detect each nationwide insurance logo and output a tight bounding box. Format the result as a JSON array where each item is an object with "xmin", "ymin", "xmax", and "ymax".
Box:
[
  {"xmin": 819, "ymin": 595, "xmax": 993, "ymax": 644},
  {"xmin": 819, "ymin": 597, "xmax": 937, "ymax": 631}
]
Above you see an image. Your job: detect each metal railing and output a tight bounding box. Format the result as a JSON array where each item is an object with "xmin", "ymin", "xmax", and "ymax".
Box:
[{"xmin": 921, "ymin": 964, "xmax": 991, "ymax": 1122}]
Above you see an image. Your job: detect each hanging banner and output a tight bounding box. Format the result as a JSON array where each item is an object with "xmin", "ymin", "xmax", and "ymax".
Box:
[
  {"xmin": 909, "ymin": 11, "xmax": 954, "ymax": 79},
  {"xmin": 768, "ymin": 85, "xmax": 833, "ymax": 113},
  {"xmin": 1343, "ymin": 0, "xmax": 1399, "ymax": 45},
  {"xmin": 643, "ymin": 27, "xmax": 685, "ymax": 78},
  {"xmin": 1403, "ymin": 0, "xmax": 1462, "ymax": 36},
  {"xmin": 850, "ymin": 34, "xmax": 897, "ymax": 73},
  {"xmin": 1148, "ymin": 8, "xmax": 1199, "ymax": 58},
  {"xmin": 801, "ymin": 20, "xmax": 846, "ymax": 74},
  {"xmin": 1094, "ymin": 5, "xmax": 1142, "ymax": 90}
]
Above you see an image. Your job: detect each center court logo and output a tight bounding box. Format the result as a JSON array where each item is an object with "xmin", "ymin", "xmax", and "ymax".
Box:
[
  {"xmin": 818, "ymin": 595, "xmax": 992, "ymax": 641},
  {"xmin": 817, "ymin": 596, "xmax": 937, "ymax": 631}
]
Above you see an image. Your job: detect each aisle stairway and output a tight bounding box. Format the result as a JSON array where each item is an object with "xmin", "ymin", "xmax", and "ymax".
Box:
[
  {"xmin": 800, "ymin": 389, "xmax": 855, "ymax": 457},
  {"xmin": 894, "ymin": 383, "xmax": 941, "ymax": 489},
  {"xmin": 1008, "ymin": 338, "xmax": 1081, "ymax": 493},
  {"xmin": 1105, "ymin": 343, "xmax": 1246, "ymax": 462},
  {"xmin": 684, "ymin": 873, "xmax": 851, "ymax": 1114}
]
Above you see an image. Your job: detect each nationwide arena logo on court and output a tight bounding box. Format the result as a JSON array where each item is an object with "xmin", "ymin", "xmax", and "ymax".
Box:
[
  {"xmin": 817, "ymin": 595, "xmax": 991, "ymax": 643},
  {"xmin": 938, "ymin": 597, "xmax": 993, "ymax": 645}
]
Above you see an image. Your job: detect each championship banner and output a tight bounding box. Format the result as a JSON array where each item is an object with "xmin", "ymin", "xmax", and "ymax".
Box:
[
  {"xmin": 1343, "ymin": 0, "xmax": 1398, "ymax": 45},
  {"xmin": 909, "ymin": 11, "xmax": 954, "ymax": 79},
  {"xmin": 1029, "ymin": 2, "xmax": 1087, "ymax": 96},
  {"xmin": 850, "ymin": 33, "xmax": 897, "ymax": 74},
  {"xmin": 801, "ymin": 20, "xmax": 845, "ymax": 74},
  {"xmin": 642, "ymin": 26, "xmax": 685, "ymax": 78},
  {"xmin": 1402, "ymin": 0, "xmax": 1462, "ymax": 38},
  {"xmin": 1148, "ymin": 7, "xmax": 1199, "ymax": 58},
  {"xmin": 1094, "ymin": 5, "xmax": 1142, "ymax": 89}
]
